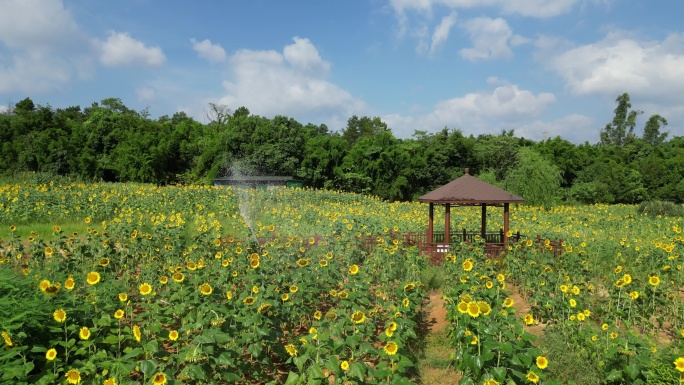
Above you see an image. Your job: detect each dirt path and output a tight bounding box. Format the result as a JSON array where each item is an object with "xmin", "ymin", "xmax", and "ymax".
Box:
[{"xmin": 418, "ymin": 291, "xmax": 461, "ymax": 385}]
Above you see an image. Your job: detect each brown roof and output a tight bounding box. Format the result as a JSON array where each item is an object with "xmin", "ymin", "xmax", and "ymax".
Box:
[{"xmin": 418, "ymin": 169, "xmax": 524, "ymax": 204}]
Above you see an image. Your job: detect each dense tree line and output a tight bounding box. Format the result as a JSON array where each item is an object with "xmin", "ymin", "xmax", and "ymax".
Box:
[{"xmin": 0, "ymin": 93, "xmax": 681, "ymax": 205}]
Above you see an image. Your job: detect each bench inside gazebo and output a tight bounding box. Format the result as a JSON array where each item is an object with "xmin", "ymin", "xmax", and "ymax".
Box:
[{"xmin": 406, "ymin": 168, "xmax": 524, "ymax": 263}]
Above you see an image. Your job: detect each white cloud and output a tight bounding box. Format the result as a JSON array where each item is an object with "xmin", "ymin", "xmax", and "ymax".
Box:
[
  {"xmin": 136, "ymin": 87, "xmax": 156, "ymax": 102},
  {"xmin": 99, "ymin": 31, "xmax": 165, "ymax": 67},
  {"xmin": 430, "ymin": 12, "xmax": 457, "ymax": 55},
  {"xmin": 516, "ymin": 114, "xmax": 596, "ymax": 143},
  {"xmin": 0, "ymin": 0, "xmax": 94, "ymax": 93},
  {"xmin": 549, "ymin": 32, "xmax": 684, "ymax": 102},
  {"xmin": 389, "ymin": 0, "xmax": 579, "ymax": 19},
  {"xmin": 191, "ymin": 38, "xmax": 227, "ymax": 64},
  {"xmin": 0, "ymin": 0, "xmax": 86, "ymax": 51},
  {"xmin": 383, "ymin": 84, "xmax": 556, "ymax": 137},
  {"xmin": 216, "ymin": 37, "xmax": 366, "ymax": 125},
  {"xmin": 460, "ymin": 17, "xmax": 528, "ymax": 61}
]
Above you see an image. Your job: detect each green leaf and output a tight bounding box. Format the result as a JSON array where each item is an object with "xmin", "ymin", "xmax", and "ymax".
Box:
[
  {"xmin": 307, "ymin": 364, "xmax": 324, "ymax": 379},
  {"xmin": 188, "ymin": 364, "xmax": 208, "ymax": 380},
  {"xmin": 624, "ymin": 363, "xmax": 639, "ymax": 380},
  {"xmin": 283, "ymin": 371, "xmax": 300, "ymax": 385},
  {"xmin": 606, "ymin": 369, "xmax": 623, "ymax": 381},
  {"xmin": 247, "ymin": 343, "xmax": 263, "ymax": 358},
  {"xmin": 491, "ymin": 367, "xmax": 507, "ymax": 382},
  {"xmin": 293, "ymin": 355, "xmax": 307, "ymax": 372},
  {"xmin": 139, "ymin": 359, "xmax": 157, "ymax": 377}
]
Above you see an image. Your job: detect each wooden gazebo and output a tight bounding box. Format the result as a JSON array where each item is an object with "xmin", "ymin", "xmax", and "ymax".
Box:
[{"xmin": 410, "ymin": 168, "xmax": 524, "ymax": 261}]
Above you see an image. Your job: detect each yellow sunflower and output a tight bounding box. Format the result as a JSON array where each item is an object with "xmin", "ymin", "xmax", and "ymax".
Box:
[
  {"xmin": 349, "ymin": 264, "xmax": 359, "ymax": 275},
  {"xmin": 199, "ymin": 283, "xmax": 213, "ymax": 295},
  {"xmin": 341, "ymin": 360, "xmax": 350, "ymax": 371},
  {"xmin": 243, "ymin": 296, "xmax": 255, "ymax": 305},
  {"xmin": 674, "ymin": 357, "xmax": 684, "ymax": 372},
  {"xmin": 383, "ymin": 341, "xmax": 398, "ymax": 355},
  {"xmin": 172, "ymin": 273, "xmax": 184, "ymax": 283},
  {"xmin": 526, "ymin": 371, "xmax": 539, "ymax": 384},
  {"xmin": 503, "ymin": 298, "xmax": 514, "ymax": 308},
  {"xmin": 536, "ymin": 356, "xmax": 548, "ymax": 370},
  {"xmin": 289, "ymin": 285, "xmax": 298, "ymax": 293},
  {"xmin": 46, "ymin": 348, "xmax": 57, "ymax": 361},
  {"xmin": 524, "ymin": 314, "xmax": 534, "ymax": 325},
  {"xmin": 54, "ymin": 309, "xmax": 67, "ymax": 323},
  {"xmin": 285, "ymin": 343, "xmax": 298, "ymax": 356},
  {"xmin": 351, "ymin": 311, "xmax": 366, "ymax": 324},
  {"xmin": 151, "ymin": 372, "xmax": 167, "ymax": 385},
  {"xmin": 133, "ymin": 325, "xmax": 141, "ymax": 342},
  {"xmin": 168, "ymin": 330, "xmax": 179, "ymax": 341},
  {"xmin": 2, "ymin": 331, "xmax": 13, "ymax": 347},
  {"xmin": 103, "ymin": 378, "xmax": 117, "ymax": 385},
  {"xmin": 139, "ymin": 283, "xmax": 152, "ymax": 295},
  {"xmin": 64, "ymin": 277, "xmax": 75, "ymax": 290},
  {"xmin": 114, "ymin": 309, "xmax": 124, "ymax": 319},
  {"xmin": 466, "ymin": 302, "xmax": 480, "ymax": 318},
  {"xmin": 78, "ymin": 326, "xmax": 91, "ymax": 340},
  {"xmin": 649, "ymin": 275, "xmax": 660, "ymax": 286},
  {"xmin": 462, "ymin": 259, "xmax": 474, "ymax": 272},
  {"xmin": 86, "ymin": 271, "xmax": 101, "ymax": 285},
  {"xmin": 65, "ymin": 369, "xmax": 81, "ymax": 384},
  {"xmin": 250, "ymin": 259, "xmax": 259, "ymax": 269}
]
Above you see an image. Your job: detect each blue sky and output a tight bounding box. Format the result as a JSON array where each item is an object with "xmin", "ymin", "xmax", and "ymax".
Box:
[{"xmin": 1, "ymin": 0, "xmax": 683, "ymax": 143}]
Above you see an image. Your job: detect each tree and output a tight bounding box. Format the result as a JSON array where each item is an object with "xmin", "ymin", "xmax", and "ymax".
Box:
[
  {"xmin": 503, "ymin": 148, "xmax": 562, "ymax": 208},
  {"xmin": 642, "ymin": 114, "xmax": 668, "ymax": 146},
  {"xmin": 341, "ymin": 115, "xmax": 388, "ymax": 145},
  {"xmin": 600, "ymin": 93, "xmax": 642, "ymax": 146}
]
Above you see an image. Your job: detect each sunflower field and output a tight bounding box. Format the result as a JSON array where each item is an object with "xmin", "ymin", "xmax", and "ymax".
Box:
[{"xmin": 1, "ymin": 181, "xmax": 683, "ymax": 384}]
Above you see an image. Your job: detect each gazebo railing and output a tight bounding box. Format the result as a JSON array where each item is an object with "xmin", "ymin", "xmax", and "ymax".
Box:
[{"xmin": 407, "ymin": 229, "xmax": 522, "ymax": 245}]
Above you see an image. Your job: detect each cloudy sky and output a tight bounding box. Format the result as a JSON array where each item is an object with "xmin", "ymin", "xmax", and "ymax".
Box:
[{"xmin": 1, "ymin": 0, "xmax": 683, "ymax": 143}]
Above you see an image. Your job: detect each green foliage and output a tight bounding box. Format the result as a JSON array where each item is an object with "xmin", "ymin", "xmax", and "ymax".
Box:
[
  {"xmin": 636, "ymin": 201, "xmax": 684, "ymax": 218},
  {"xmin": 536, "ymin": 327, "xmax": 602, "ymax": 385},
  {"xmin": 0, "ymin": 94, "xmax": 681, "ymax": 205},
  {"xmin": 504, "ymin": 148, "xmax": 562, "ymax": 208}
]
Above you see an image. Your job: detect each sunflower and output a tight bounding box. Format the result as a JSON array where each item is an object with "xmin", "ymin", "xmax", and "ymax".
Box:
[
  {"xmin": 114, "ymin": 309, "xmax": 124, "ymax": 319},
  {"xmin": 2, "ymin": 331, "xmax": 13, "ymax": 347},
  {"xmin": 78, "ymin": 326, "xmax": 91, "ymax": 340},
  {"xmin": 64, "ymin": 277, "xmax": 75, "ymax": 290},
  {"xmin": 338, "ymin": 291, "xmax": 349, "ymax": 299},
  {"xmin": 139, "ymin": 283, "xmax": 152, "ymax": 295},
  {"xmin": 118, "ymin": 293, "xmax": 128, "ymax": 302},
  {"xmin": 296, "ymin": 258, "xmax": 309, "ymax": 268},
  {"xmin": 250, "ymin": 259, "xmax": 259, "ymax": 269},
  {"xmin": 46, "ymin": 348, "xmax": 57, "ymax": 361},
  {"xmin": 54, "ymin": 309, "xmax": 67, "ymax": 323},
  {"xmin": 45, "ymin": 247, "xmax": 54, "ymax": 257},
  {"xmin": 103, "ymin": 378, "xmax": 117, "ymax": 385},
  {"xmin": 199, "ymin": 283, "xmax": 213, "ymax": 295},
  {"xmin": 572, "ymin": 286, "xmax": 580, "ymax": 295},
  {"xmin": 629, "ymin": 291, "xmax": 639, "ymax": 300},
  {"xmin": 462, "ymin": 259, "xmax": 474, "ymax": 272},
  {"xmin": 65, "ymin": 369, "xmax": 81, "ymax": 384},
  {"xmin": 351, "ymin": 311, "xmax": 366, "ymax": 324},
  {"xmin": 483, "ymin": 379, "xmax": 500, "ymax": 385},
  {"xmin": 289, "ymin": 285, "xmax": 298, "ymax": 293},
  {"xmin": 457, "ymin": 301, "xmax": 469, "ymax": 314},
  {"xmin": 45, "ymin": 284, "xmax": 61, "ymax": 295},
  {"xmin": 151, "ymin": 372, "xmax": 167, "ymax": 385},
  {"xmin": 340, "ymin": 360, "xmax": 350, "ymax": 371},
  {"xmin": 226, "ymin": 291, "xmax": 233, "ymax": 300},
  {"xmin": 466, "ymin": 302, "xmax": 480, "ymax": 318},
  {"xmin": 524, "ymin": 314, "xmax": 534, "ymax": 325},
  {"xmin": 243, "ymin": 296, "xmax": 255, "ymax": 305},
  {"xmin": 172, "ymin": 273, "xmax": 184, "ymax": 283},
  {"xmin": 648, "ymin": 275, "xmax": 660, "ymax": 286},
  {"xmin": 526, "ymin": 371, "xmax": 540, "ymax": 384},
  {"xmin": 403, "ymin": 283, "xmax": 415, "ymax": 292},
  {"xmin": 610, "ymin": 332, "xmax": 618, "ymax": 339},
  {"xmin": 402, "ymin": 298, "xmax": 410, "ymax": 307},
  {"xmin": 168, "ymin": 330, "xmax": 179, "ymax": 341},
  {"xmin": 385, "ymin": 328, "xmax": 394, "ymax": 337},
  {"xmin": 258, "ymin": 303, "xmax": 272, "ymax": 314},
  {"xmin": 477, "ymin": 301, "xmax": 492, "ymax": 316},
  {"xmin": 569, "ymin": 299, "xmax": 577, "ymax": 308},
  {"xmin": 349, "ymin": 264, "xmax": 359, "ymax": 275},
  {"xmin": 536, "ymin": 356, "xmax": 548, "ymax": 370},
  {"xmin": 319, "ymin": 259, "xmax": 328, "ymax": 267},
  {"xmin": 503, "ymin": 298, "xmax": 514, "ymax": 308},
  {"xmin": 285, "ymin": 343, "xmax": 298, "ymax": 357},
  {"xmin": 133, "ymin": 325, "xmax": 141, "ymax": 342},
  {"xmin": 186, "ymin": 261, "xmax": 197, "ymax": 271},
  {"xmin": 313, "ymin": 310, "xmax": 322, "ymax": 320},
  {"xmin": 674, "ymin": 357, "xmax": 684, "ymax": 373},
  {"xmin": 383, "ymin": 341, "xmax": 398, "ymax": 355},
  {"xmin": 86, "ymin": 271, "xmax": 101, "ymax": 285},
  {"xmin": 252, "ymin": 285, "xmax": 259, "ymax": 294},
  {"xmin": 281, "ymin": 293, "xmax": 290, "ymax": 301},
  {"xmin": 221, "ymin": 259, "xmax": 230, "ymax": 267},
  {"xmin": 98, "ymin": 258, "xmax": 110, "ymax": 267},
  {"xmin": 159, "ymin": 276, "xmax": 168, "ymax": 284},
  {"xmin": 622, "ymin": 274, "xmax": 632, "ymax": 284}
]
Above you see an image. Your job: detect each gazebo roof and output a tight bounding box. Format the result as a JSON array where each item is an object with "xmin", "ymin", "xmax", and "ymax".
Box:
[{"xmin": 418, "ymin": 169, "xmax": 524, "ymax": 204}]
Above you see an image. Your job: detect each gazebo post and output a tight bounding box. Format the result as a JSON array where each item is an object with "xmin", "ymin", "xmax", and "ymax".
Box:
[
  {"xmin": 445, "ymin": 203, "xmax": 451, "ymax": 246},
  {"xmin": 481, "ymin": 204, "xmax": 487, "ymax": 240},
  {"xmin": 503, "ymin": 203, "xmax": 510, "ymax": 247},
  {"xmin": 427, "ymin": 202, "xmax": 434, "ymax": 246}
]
